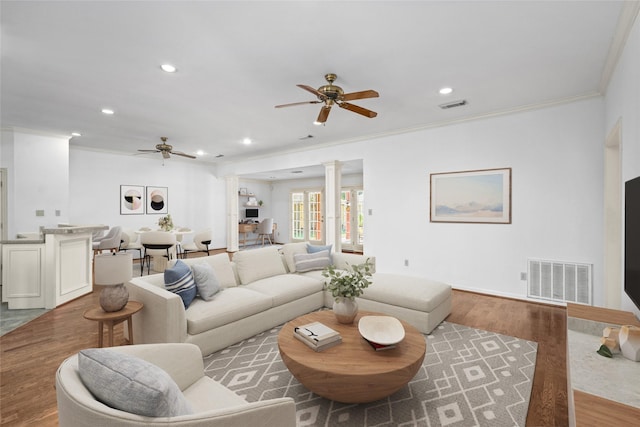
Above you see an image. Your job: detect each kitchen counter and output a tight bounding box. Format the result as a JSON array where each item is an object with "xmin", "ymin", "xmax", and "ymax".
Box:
[{"xmin": 2, "ymin": 225, "xmax": 107, "ymax": 309}]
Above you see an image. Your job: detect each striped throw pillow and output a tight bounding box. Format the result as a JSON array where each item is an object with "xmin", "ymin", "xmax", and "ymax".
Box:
[
  {"xmin": 294, "ymin": 249, "xmax": 332, "ymax": 273},
  {"xmin": 164, "ymin": 260, "xmax": 197, "ymax": 308}
]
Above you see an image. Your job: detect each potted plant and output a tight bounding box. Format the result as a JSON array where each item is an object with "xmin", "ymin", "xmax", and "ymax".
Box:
[
  {"xmin": 322, "ymin": 258, "xmax": 373, "ymax": 324},
  {"xmin": 158, "ymin": 214, "xmax": 173, "ymax": 232}
]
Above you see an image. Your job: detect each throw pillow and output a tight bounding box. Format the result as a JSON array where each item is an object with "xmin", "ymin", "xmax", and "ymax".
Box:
[
  {"xmin": 233, "ymin": 246, "xmax": 287, "ymax": 285},
  {"xmin": 191, "ymin": 262, "xmax": 220, "ymax": 301},
  {"xmin": 307, "ymin": 243, "xmax": 332, "ymax": 254},
  {"xmin": 77, "ymin": 348, "xmax": 193, "ymax": 417},
  {"xmin": 280, "ymin": 242, "xmax": 309, "ymax": 273},
  {"xmin": 294, "ymin": 249, "xmax": 332, "ymax": 273},
  {"xmin": 164, "ymin": 260, "xmax": 197, "ymax": 308}
]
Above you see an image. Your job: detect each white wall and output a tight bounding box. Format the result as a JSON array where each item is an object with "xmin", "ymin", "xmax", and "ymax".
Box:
[
  {"xmin": 220, "ymin": 98, "xmax": 606, "ymax": 303},
  {"xmin": 1, "ymin": 129, "xmax": 70, "ymax": 236},
  {"xmin": 605, "ymin": 12, "xmax": 640, "ymax": 316},
  {"xmin": 366, "ymin": 99, "xmax": 605, "ymax": 303},
  {"xmin": 69, "ymin": 149, "xmax": 227, "ymax": 248}
]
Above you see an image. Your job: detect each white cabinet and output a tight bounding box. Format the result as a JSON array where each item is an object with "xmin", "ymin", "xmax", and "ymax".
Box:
[{"xmin": 2, "ymin": 243, "xmax": 46, "ymax": 309}]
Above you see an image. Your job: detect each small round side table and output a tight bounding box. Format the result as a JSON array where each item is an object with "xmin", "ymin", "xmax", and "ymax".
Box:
[{"xmin": 83, "ymin": 301, "xmax": 143, "ymax": 347}]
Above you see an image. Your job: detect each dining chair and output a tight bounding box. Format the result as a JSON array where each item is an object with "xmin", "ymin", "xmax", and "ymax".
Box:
[
  {"xmin": 254, "ymin": 218, "xmax": 274, "ymax": 246},
  {"xmin": 140, "ymin": 231, "xmax": 177, "ymax": 275},
  {"xmin": 92, "ymin": 226, "xmax": 122, "ymax": 255},
  {"xmin": 174, "ymin": 227, "xmax": 192, "ymax": 259},
  {"xmin": 181, "ymin": 229, "xmax": 212, "ymax": 258},
  {"xmin": 119, "ymin": 228, "xmax": 144, "ymax": 275}
]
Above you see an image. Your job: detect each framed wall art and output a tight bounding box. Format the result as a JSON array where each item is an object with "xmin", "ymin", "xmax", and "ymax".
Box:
[
  {"xmin": 430, "ymin": 168, "xmax": 511, "ymax": 224},
  {"xmin": 120, "ymin": 185, "xmax": 144, "ymax": 215},
  {"xmin": 146, "ymin": 186, "xmax": 168, "ymax": 214}
]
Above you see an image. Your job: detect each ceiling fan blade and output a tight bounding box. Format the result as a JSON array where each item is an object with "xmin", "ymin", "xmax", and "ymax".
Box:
[
  {"xmin": 297, "ymin": 84, "xmax": 325, "ymax": 98},
  {"xmin": 341, "ymin": 89, "xmax": 379, "ymax": 101},
  {"xmin": 171, "ymin": 151, "xmax": 197, "ymax": 159},
  {"xmin": 338, "ymin": 102, "xmax": 378, "ymax": 118},
  {"xmin": 162, "ymin": 151, "xmax": 170, "ymax": 159},
  {"xmin": 138, "ymin": 149, "xmax": 159, "ymax": 153},
  {"xmin": 316, "ymin": 106, "xmax": 331, "ymax": 124},
  {"xmin": 275, "ymin": 100, "xmax": 322, "ymax": 108}
]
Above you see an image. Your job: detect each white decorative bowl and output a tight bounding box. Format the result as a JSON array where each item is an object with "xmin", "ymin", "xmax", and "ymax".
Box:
[{"xmin": 358, "ymin": 316, "xmax": 405, "ymax": 345}]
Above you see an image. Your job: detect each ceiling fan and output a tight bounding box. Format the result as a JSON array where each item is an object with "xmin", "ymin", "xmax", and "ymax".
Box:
[
  {"xmin": 275, "ymin": 73, "xmax": 379, "ymax": 125},
  {"xmin": 137, "ymin": 137, "xmax": 196, "ymax": 159}
]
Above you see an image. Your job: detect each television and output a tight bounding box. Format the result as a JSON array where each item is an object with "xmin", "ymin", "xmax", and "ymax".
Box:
[
  {"xmin": 245, "ymin": 208, "xmax": 259, "ymax": 218},
  {"xmin": 625, "ymin": 176, "xmax": 640, "ymax": 310}
]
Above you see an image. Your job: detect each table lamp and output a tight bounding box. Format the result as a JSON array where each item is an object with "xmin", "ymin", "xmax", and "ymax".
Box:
[{"xmin": 94, "ymin": 252, "xmax": 133, "ymax": 312}]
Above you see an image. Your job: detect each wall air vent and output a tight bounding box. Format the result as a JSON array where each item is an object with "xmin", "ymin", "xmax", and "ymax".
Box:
[
  {"xmin": 439, "ymin": 100, "xmax": 467, "ymax": 109},
  {"xmin": 527, "ymin": 259, "xmax": 592, "ymax": 305}
]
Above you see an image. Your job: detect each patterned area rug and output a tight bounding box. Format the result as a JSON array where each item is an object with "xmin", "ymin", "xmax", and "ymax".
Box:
[{"xmin": 203, "ymin": 321, "xmax": 537, "ymax": 427}]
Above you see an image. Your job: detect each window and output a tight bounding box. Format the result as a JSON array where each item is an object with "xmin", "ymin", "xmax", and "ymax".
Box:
[{"xmin": 290, "ymin": 189, "xmax": 323, "ymax": 244}]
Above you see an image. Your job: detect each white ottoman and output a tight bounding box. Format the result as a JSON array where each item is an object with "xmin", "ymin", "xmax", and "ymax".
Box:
[{"xmin": 355, "ymin": 273, "xmax": 452, "ymax": 334}]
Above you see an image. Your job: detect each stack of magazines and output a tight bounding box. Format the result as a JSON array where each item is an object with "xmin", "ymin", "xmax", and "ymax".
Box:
[{"xmin": 294, "ymin": 321, "xmax": 342, "ymax": 351}]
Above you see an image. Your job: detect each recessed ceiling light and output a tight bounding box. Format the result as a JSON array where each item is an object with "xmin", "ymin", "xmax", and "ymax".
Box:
[
  {"xmin": 101, "ymin": 108, "xmax": 114, "ymax": 115},
  {"xmin": 71, "ymin": 132, "xmax": 81, "ymax": 137},
  {"xmin": 196, "ymin": 150, "xmax": 204, "ymax": 156},
  {"xmin": 160, "ymin": 64, "xmax": 177, "ymax": 73},
  {"xmin": 242, "ymin": 138, "xmax": 252, "ymax": 145},
  {"xmin": 439, "ymin": 87, "xmax": 454, "ymax": 95}
]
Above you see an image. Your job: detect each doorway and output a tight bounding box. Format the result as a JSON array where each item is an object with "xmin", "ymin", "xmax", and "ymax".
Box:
[
  {"xmin": 604, "ymin": 120, "xmax": 622, "ymax": 309},
  {"xmin": 341, "ymin": 188, "xmax": 364, "ymax": 252}
]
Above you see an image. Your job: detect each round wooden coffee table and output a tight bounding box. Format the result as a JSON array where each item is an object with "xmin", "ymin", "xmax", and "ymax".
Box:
[{"xmin": 278, "ymin": 310, "xmax": 426, "ymax": 403}]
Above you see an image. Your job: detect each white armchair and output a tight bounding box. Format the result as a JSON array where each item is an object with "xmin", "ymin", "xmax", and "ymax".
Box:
[{"xmin": 56, "ymin": 343, "xmax": 296, "ymax": 427}]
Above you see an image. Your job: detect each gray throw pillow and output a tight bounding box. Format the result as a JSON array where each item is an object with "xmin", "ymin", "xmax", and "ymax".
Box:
[
  {"xmin": 294, "ymin": 249, "xmax": 332, "ymax": 272},
  {"xmin": 77, "ymin": 348, "xmax": 193, "ymax": 417},
  {"xmin": 307, "ymin": 243, "xmax": 332, "ymax": 254},
  {"xmin": 191, "ymin": 263, "xmax": 221, "ymax": 301}
]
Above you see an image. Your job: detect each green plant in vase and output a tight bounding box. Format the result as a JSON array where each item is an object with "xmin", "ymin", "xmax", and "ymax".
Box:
[
  {"xmin": 158, "ymin": 214, "xmax": 173, "ymax": 232},
  {"xmin": 322, "ymin": 258, "xmax": 373, "ymax": 323}
]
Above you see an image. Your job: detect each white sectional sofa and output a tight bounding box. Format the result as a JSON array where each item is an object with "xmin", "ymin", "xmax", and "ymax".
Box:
[{"xmin": 126, "ymin": 243, "xmax": 452, "ymax": 355}]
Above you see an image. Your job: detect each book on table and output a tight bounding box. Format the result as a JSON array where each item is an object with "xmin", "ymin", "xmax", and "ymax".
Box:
[
  {"xmin": 363, "ymin": 337, "xmax": 396, "ymax": 351},
  {"xmin": 294, "ymin": 321, "xmax": 340, "ymax": 344},
  {"xmin": 293, "ymin": 331, "xmax": 342, "ymax": 352},
  {"xmin": 293, "ymin": 321, "xmax": 341, "ymax": 351}
]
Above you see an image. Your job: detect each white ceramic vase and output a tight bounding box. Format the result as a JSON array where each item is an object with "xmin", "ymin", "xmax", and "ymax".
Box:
[
  {"xmin": 333, "ymin": 297, "xmax": 358, "ymax": 324},
  {"xmin": 619, "ymin": 325, "xmax": 640, "ymax": 362}
]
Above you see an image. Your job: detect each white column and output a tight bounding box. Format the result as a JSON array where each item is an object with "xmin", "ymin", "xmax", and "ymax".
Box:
[
  {"xmin": 323, "ymin": 161, "xmax": 342, "ymax": 252},
  {"xmin": 225, "ymin": 176, "xmax": 239, "ymax": 252}
]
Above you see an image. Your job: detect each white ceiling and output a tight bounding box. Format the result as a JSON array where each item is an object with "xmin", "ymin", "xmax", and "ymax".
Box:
[{"xmin": 0, "ymin": 1, "xmax": 630, "ymax": 179}]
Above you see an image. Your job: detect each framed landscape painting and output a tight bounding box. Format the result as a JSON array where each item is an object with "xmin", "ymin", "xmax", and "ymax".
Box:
[
  {"xmin": 430, "ymin": 168, "xmax": 511, "ymax": 224},
  {"xmin": 146, "ymin": 186, "xmax": 168, "ymax": 214},
  {"xmin": 120, "ymin": 185, "xmax": 144, "ymax": 215}
]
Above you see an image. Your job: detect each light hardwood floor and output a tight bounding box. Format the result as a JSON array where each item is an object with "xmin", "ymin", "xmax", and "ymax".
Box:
[{"xmin": 0, "ymin": 262, "xmax": 568, "ymax": 426}]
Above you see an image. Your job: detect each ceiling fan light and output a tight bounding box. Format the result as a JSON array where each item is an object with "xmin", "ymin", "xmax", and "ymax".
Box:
[
  {"xmin": 160, "ymin": 64, "xmax": 177, "ymax": 73},
  {"xmin": 313, "ymin": 121, "xmax": 322, "ymax": 126}
]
